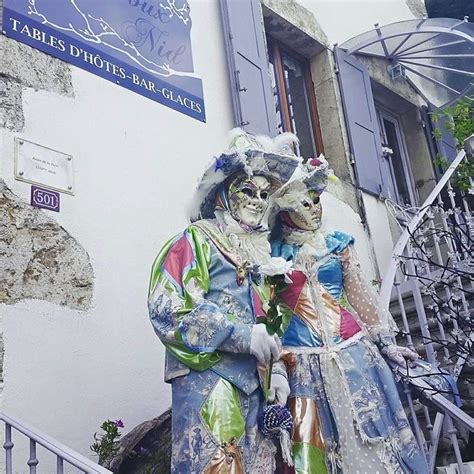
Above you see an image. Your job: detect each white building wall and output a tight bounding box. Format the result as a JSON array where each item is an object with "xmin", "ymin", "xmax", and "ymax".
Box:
[
  {"xmin": 297, "ymin": 0, "xmax": 420, "ymax": 277},
  {"xmin": 298, "ymin": 0, "xmax": 418, "ymax": 45},
  {"xmin": 0, "ymin": 0, "xmax": 236, "ymax": 464},
  {"xmin": 0, "ymin": 0, "xmax": 420, "ymax": 466}
]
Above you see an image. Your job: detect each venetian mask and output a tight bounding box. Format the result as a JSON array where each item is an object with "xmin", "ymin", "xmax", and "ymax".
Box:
[
  {"xmin": 227, "ymin": 175, "xmax": 272, "ymax": 227},
  {"xmin": 287, "ymin": 189, "xmax": 322, "ymax": 230}
]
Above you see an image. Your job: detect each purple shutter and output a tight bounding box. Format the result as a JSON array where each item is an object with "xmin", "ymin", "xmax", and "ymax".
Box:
[
  {"xmin": 220, "ymin": 0, "xmax": 277, "ymax": 136},
  {"xmin": 335, "ymin": 48, "xmax": 395, "ymax": 199}
]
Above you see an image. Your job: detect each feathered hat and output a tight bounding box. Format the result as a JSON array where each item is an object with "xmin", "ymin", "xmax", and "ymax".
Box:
[
  {"xmin": 269, "ymin": 154, "xmax": 337, "ymax": 223},
  {"xmin": 300, "ymin": 155, "xmax": 331, "ymax": 194},
  {"xmin": 190, "ymin": 128, "xmax": 302, "ymax": 222}
]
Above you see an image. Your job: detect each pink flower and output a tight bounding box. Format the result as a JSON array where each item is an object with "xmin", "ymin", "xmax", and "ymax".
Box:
[{"xmin": 309, "ymin": 158, "xmax": 322, "ymax": 167}]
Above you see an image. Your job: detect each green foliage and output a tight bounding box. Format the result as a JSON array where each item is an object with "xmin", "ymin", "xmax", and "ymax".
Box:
[
  {"xmin": 91, "ymin": 419, "xmax": 123, "ymax": 462},
  {"xmin": 259, "ymin": 275, "xmax": 293, "ymax": 337},
  {"xmin": 431, "ymin": 97, "xmax": 474, "ymax": 192}
]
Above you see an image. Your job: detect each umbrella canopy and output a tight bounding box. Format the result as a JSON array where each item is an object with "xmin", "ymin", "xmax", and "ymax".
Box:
[{"xmin": 340, "ymin": 18, "xmax": 474, "ymax": 108}]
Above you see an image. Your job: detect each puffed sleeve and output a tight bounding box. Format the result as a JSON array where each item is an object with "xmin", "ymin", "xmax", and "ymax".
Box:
[
  {"xmin": 339, "ymin": 244, "xmax": 398, "ymax": 343},
  {"xmin": 147, "ymin": 225, "xmax": 252, "ymax": 371}
]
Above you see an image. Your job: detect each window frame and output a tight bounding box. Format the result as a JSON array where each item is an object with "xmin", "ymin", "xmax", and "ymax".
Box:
[
  {"xmin": 376, "ymin": 105, "xmax": 418, "ymax": 206},
  {"xmin": 267, "ymin": 37, "xmax": 325, "ymax": 157}
]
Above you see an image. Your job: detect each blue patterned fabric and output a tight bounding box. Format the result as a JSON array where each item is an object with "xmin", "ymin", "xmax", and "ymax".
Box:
[
  {"xmin": 171, "ymin": 369, "xmax": 268, "ymax": 473},
  {"xmin": 318, "ymin": 257, "xmax": 344, "ymax": 300},
  {"xmin": 149, "ymin": 222, "xmax": 274, "ymax": 472},
  {"xmin": 282, "ymin": 315, "xmax": 323, "ymax": 348},
  {"xmin": 272, "ymin": 231, "xmax": 429, "ymax": 473}
]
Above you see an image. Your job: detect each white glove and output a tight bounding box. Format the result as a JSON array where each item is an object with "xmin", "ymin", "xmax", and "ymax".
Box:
[
  {"xmin": 250, "ymin": 324, "xmax": 282, "ymax": 365},
  {"xmin": 269, "ymin": 373, "xmax": 290, "ymax": 405},
  {"xmin": 381, "ymin": 344, "xmax": 419, "ymax": 367}
]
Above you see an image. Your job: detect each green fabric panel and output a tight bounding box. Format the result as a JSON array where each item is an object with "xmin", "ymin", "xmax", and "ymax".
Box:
[
  {"xmin": 149, "ymin": 226, "xmax": 220, "ymax": 371},
  {"xmin": 165, "ymin": 343, "xmax": 221, "ymax": 372},
  {"xmin": 293, "ymin": 442, "xmax": 328, "ymax": 474},
  {"xmin": 200, "ymin": 378, "xmax": 245, "ymax": 444},
  {"xmin": 148, "ymin": 234, "xmax": 178, "ymax": 295},
  {"xmin": 181, "ymin": 226, "xmax": 212, "ymax": 312},
  {"xmin": 148, "ymin": 226, "xmax": 211, "ymax": 304}
]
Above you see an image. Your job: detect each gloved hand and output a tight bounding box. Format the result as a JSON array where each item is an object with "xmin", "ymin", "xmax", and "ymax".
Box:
[
  {"xmin": 268, "ymin": 373, "xmax": 290, "ymax": 405},
  {"xmin": 250, "ymin": 324, "xmax": 282, "ymax": 365},
  {"xmin": 381, "ymin": 344, "xmax": 419, "ymax": 367}
]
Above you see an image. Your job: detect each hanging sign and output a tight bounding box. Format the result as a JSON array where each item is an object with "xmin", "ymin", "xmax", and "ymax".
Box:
[{"xmin": 3, "ymin": 0, "xmax": 205, "ymax": 122}]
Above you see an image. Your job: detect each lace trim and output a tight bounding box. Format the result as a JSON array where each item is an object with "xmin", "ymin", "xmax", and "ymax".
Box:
[
  {"xmin": 283, "ymin": 331, "xmax": 366, "ymax": 354},
  {"xmin": 281, "ymin": 227, "xmax": 331, "ymax": 265}
]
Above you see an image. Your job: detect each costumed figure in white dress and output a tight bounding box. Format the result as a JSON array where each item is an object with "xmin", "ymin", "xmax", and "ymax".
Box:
[{"xmin": 269, "ymin": 157, "xmax": 429, "ymax": 474}]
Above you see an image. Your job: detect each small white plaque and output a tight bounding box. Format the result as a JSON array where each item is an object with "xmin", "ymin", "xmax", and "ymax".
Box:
[{"xmin": 14, "ymin": 138, "xmax": 74, "ymax": 194}]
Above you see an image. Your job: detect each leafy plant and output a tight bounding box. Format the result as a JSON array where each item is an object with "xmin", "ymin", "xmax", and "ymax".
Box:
[
  {"xmin": 91, "ymin": 419, "xmax": 124, "ymax": 462},
  {"xmin": 257, "ymin": 275, "xmax": 293, "ymax": 337},
  {"xmin": 430, "ymin": 96, "xmax": 474, "ymax": 192}
]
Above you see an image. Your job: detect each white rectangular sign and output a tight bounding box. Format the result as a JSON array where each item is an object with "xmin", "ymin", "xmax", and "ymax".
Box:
[{"xmin": 14, "ymin": 138, "xmax": 74, "ymax": 194}]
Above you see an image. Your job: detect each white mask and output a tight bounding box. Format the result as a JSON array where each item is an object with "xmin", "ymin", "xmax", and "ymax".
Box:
[
  {"xmin": 228, "ymin": 175, "xmax": 272, "ymax": 227},
  {"xmin": 287, "ymin": 189, "xmax": 322, "ymax": 230}
]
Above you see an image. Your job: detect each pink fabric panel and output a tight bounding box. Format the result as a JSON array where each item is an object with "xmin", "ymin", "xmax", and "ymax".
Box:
[
  {"xmin": 162, "ymin": 234, "xmax": 194, "ymax": 289},
  {"xmin": 339, "ymin": 306, "xmax": 361, "ymax": 339},
  {"xmin": 279, "ymin": 271, "xmax": 307, "ymax": 311},
  {"xmin": 252, "ymin": 289, "xmax": 266, "ymax": 317}
]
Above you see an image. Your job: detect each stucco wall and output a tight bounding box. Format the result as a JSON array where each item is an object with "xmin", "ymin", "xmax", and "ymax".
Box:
[
  {"xmin": 0, "ymin": 0, "xmax": 235, "ymax": 465},
  {"xmin": 0, "ymin": 0, "xmax": 384, "ymax": 467},
  {"xmin": 298, "ymin": 0, "xmax": 418, "ymax": 46}
]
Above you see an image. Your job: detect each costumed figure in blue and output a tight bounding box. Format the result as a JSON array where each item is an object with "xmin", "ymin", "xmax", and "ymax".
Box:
[
  {"xmin": 270, "ymin": 157, "xmax": 429, "ymax": 473},
  {"xmin": 147, "ymin": 130, "xmax": 299, "ymax": 473}
]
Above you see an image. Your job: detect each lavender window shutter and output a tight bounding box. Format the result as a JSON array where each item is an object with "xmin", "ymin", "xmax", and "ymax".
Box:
[
  {"xmin": 220, "ymin": 0, "xmax": 277, "ymax": 136},
  {"xmin": 335, "ymin": 47, "xmax": 393, "ymax": 199}
]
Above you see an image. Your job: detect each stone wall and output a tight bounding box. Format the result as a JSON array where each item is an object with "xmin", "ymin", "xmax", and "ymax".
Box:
[
  {"xmin": 0, "ymin": 179, "xmax": 93, "ymax": 309},
  {"xmin": 0, "ymin": 31, "xmax": 91, "ymax": 395}
]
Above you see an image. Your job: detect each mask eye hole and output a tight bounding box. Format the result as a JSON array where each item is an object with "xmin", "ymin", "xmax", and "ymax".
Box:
[
  {"xmin": 260, "ymin": 191, "xmax": 269, "ymax": 200},
  {"xmin": 302, "ymin": 201, "xmax": 311, "ymax": 208},
  {"xmin": 313, "ymin": 196, "xmax": 320, "ymax": 205},
  {"xmin": 241, "ymin": 187, "xmax": 254, "ymax": 197}
]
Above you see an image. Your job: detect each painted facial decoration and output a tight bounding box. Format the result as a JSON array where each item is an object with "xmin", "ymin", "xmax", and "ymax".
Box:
[
  {"xmin": 228, "ymin": 175, "xmax": 272, "ymax": 227},
  {"xmin": 288, "ymin": 189, "xmax": 322, "ymax": 230}
]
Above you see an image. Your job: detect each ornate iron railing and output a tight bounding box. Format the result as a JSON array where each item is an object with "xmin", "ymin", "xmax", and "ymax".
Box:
[
  {"xmin": 0, "ymin": 412, "xmax": 111, "ymax": 474},
  {"xmin": 380, "ymin": 137, "xmax": 474, "ymax": 473}
]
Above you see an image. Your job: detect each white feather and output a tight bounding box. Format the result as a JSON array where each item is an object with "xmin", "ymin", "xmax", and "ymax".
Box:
[{"xmin": 255, "ymin": 132, "xmax": 299, "ymax": 154}]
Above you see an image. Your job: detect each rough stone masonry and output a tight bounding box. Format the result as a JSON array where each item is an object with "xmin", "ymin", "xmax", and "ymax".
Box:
[{"xmin": 0, "ymin": 179, "xmax": 94, "ymax": 310}]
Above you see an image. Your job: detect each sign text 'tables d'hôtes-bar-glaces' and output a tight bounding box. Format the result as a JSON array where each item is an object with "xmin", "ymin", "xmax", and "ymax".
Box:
[{"xmin": 3, "ymin": 0, "xmax": 205, "ymax": 121}]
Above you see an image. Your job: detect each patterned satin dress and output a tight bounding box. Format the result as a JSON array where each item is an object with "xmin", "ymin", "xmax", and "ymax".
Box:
[
  {"xmin": 148, "ymin": 220, "xmax": 275, "ymax": 473},
  {"xmin": 272, "ymin": 231, "xmax": 428, "ymax": 474}
]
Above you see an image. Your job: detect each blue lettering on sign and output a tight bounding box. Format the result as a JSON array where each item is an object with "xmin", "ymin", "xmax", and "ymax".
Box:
[{"xmin": 3, "ymin": 0, "xmax": 205, "ymax": 122}]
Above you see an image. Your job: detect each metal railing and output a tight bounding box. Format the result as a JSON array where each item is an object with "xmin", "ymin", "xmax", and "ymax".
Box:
[
  {"xmin": 380, "ymin": 137, "xmax": 474, "ymax": 473},
  {"xmin": 0, "ymin": 412, "xmax": 111, "ymax": 474}
]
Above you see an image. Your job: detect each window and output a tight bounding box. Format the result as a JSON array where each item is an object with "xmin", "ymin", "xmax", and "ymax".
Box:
[
  {"xmin": 376, "ymin": 108, "xmax": 416, "ymax": 206},
  {"xmin": 268, "ymin": 39, "xmax": 324, "ymax": 158}
]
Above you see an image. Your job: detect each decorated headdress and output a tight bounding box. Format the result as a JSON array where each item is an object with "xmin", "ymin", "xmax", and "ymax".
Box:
[
  {"xmin": 270, "ymin": 155, "xmax": 332, "ymax": 212},
  {"xmin": 190, "ymin": 129, "xmax": 302, "ymax": 222},
  {"xmin": 268, "ymin": 155, "xmax": 339, "ymax": 234},
  {"xmin": 301, "ymin": 155, "xmax": 331, "ymax": 194}
]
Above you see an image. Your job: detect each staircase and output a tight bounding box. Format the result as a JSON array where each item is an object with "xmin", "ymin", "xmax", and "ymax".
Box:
[
  {"xmin": 380, "ymin": 136, "xmax": 474, "ymax": 473},
  {"xmin": 0, "ymin": 412, "xmax": 111, "ymax": 474}
]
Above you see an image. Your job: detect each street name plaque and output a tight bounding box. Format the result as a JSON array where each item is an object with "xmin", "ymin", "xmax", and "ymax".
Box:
[{"xmin": 14, "ymin": 138, "xmax": 74, "ymax": 194}]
